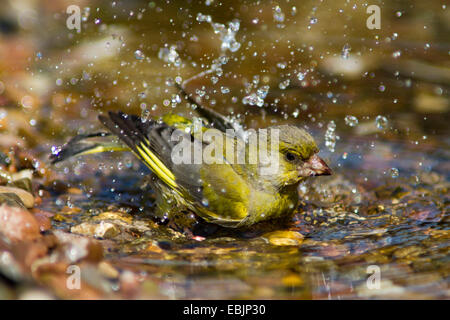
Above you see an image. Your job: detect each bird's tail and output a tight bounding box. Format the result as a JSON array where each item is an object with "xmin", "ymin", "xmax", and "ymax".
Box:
[
  {"xmin": 49, "ymin": 132, "xmax": 128, "ymax": 164},
  {"xmin": 98, "ymin": 111, "xmax": 179, "ymax": 191}
]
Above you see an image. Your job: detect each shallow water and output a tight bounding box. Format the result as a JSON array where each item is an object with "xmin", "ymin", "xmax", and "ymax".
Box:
[
  {"xmin": 42, "ymin": 129, "xmax": 448, "ymax": 299},
  {"xmin": 0, "ymin": 0, "xmax": 449, "ymax": 299}
]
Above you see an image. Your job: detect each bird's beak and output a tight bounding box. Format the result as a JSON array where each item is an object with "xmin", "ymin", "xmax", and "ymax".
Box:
[{"xmin": 303, "ymin": 154, "xmax": 332, "ymax": 176}]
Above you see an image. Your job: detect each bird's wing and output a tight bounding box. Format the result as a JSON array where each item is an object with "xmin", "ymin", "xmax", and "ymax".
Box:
[
  {"xmin": 175, "ymin": 83, "xmax": 247, "ymax": 140},
  {"xmin": 98, "ymin": 111, "xmax": 212, "ymax": 201}
]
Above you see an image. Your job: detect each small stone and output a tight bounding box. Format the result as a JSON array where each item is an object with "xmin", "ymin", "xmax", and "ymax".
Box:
[
  {"xmin": 70, "ymin": 222, "xmax": 120, "ymax": 239},
  {"xmin": 59, "ymin": 206, "xmax": 82, "ymax": 215},
  {"xmin": 11, "ymin": 169, "xmax": 33, "ymax": 182},
  {"xmin": 30, "ymin": 209, "xmax": 53, "ymax": 232},
  {"xmin": 98, "ymin": 261, "xmax": 119, "ymax": 279},
  {"xmin": 94, "ymin": 211, "xmax": 133, "ymax": 224},
  {"xmin": 8, "ymin": 178, "xmax": 32, "ymax": 194},
  {"xmin": 71, "ymin": 223, "xmax": 98, "ymax": 236},
  {"xmin": 0, "ymin": 204, "xmax": 41, "ymax": 242},
  {"xmin": 0, "ymin": 186, "xmax": 34, "ymax": 208},
  {"xmin": 53, "ymin": 230, "xmax": 103, "ymax": 262},
  {"xmin": 95, "ymin": 222, "xmax": 120, "ymax": 238},
  {"xmin": 67, "ymin": 188, "xmax": 83, "ymax": 195},
  {"xmin": 262, "ymin": 230, "xmax": 304, "ymax": 246},
  {"xmin": 282, "ymin": 273, "xmax": 304, "ymax": 287}
]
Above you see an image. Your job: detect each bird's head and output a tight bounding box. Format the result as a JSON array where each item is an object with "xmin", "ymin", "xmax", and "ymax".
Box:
[{"xmin": 263, "ymin": 125, "xmax": 332, "ymax": 188}]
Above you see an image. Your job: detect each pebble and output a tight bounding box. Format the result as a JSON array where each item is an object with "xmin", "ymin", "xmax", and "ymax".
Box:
[
  {"xmin": 11, "ymin": 169, "xmax": 33, "ymax": 182},
  {"xmin": 30, "ymin": 209, "xmax": 52, "ymax": 232},
  {"xmin": 0, "ymin": 204, "xmax": 41, "ymax": 242},
  {"xmin": 71, "ymin": 221, "xmax": 120, "ymax": 239},
  {"xmin": 262, "ymin": 230, "xmax": 304, "ymax": 246},
  {"xmin": 53, "ymin": 230, "xmax": 103, "ymax": 262},
  {"xmin": 94, "ymin": 211, "xmax": 133, "ymax": 224},
  {"xmin": 282, "ymin": 274, "xmax": 304, "ymax": 287},
  {"xmin": 0, "ymin": 186, "xmax": 34, "ymax": 208}
]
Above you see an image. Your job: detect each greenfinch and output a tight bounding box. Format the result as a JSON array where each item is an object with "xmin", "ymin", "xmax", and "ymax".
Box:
[{"xmin": 50, "ymin": 95, "xmax": 331, "ymax": 228}]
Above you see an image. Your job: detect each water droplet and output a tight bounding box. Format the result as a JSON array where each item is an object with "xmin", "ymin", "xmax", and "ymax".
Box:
[
  {"xmin": 51, "ymin": 146, "xmax": 62, "ymax": 156},
  {"xmin": 273, "ymin": 6, "xmax": 285, "ymax": 23},
  {"xmin": 341, "ymin": 43, "xmax": 351, "ymax": 59},
  {"xmin": 171, "ymin": 94, "xmax": 181, "ymax": 107},
  {"xmin": 291, "ymin": 6, "xmax": 297, "ymax": 16},
  {"xmin": 134, "ymin": 50, "xmax": 145, "ymax": 60},
  {"xmin": 201, "ymin": 198, "xmax": 209, "ymax": 207},
  {"xmin": 389, "ymin": 168, "xmax": 399, "ymax": 178},
  {"xmin": 278, "ymin": 79, "xmax": 290, "ymax": 90},
  {"xmin": 0, "ymin": 109, "xmax": 7, "ymax": 120},
  {"xmin": 211, "ymin": 76, "xmax": 218, "ymax": 84},
  {"xmin": 242, "ymin": 94, "xmax": 264, "ymax": 107},
  {"xmin": 198, "ymin": 15, "xmax": 241, "ymax": 53},
  {"xmin": 405, "ymin": 79, "xmax": 412, "ymax": 87},
  {"xmin": 158, "ymin": 45, "xmax": 181, "ymax": 67},
  {"xmin": 297, "ymin": 71, "xmax": 306, "ymax": 81},
  {"xmin": 309, "ymin": 17, "xmax": 318, "ymax": 24},
  {"xmin": 375, "ymin": 115, "xmax": 388, "ymax": 129},
  {"xmin": 325, "ymin": 121, "xmax": 337, "ymax": 152},
  {"xmin": 277, "ymin": 62, "xmax": 287, "ymax": 69},
  {"xmin": 196, "ymin": 13, "xmax": 212, "ymax": 23},
  {"xmin": 392, "ymin": 50, "xmax": 401, "ymax": 58},
  {"xmin": 345, "ymin": 115, "xmax": 359, "ymax": 127},
  {"xmin": 220, "ymin": 86, "xmax": 230, "ymax": 94},
  {"xmin": 141, "ymin": 109, "xmax": 151, "ymax": 122}
]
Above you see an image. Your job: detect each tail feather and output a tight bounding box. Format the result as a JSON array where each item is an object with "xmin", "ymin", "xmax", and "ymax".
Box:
[
  {"xmin": 98, "ymin": 112, "xmax": 179, "ymax": 191},
  {"xmin": 49, "ymin": 132, "xmax": 127, "ymax": 164}
]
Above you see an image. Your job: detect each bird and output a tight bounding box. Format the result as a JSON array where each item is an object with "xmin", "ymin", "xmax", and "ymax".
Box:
[{"xmin": 50, "ymin": 89, "xmax": 331, "ymax": 229}]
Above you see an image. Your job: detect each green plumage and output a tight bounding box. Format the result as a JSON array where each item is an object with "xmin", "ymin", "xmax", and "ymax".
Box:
[{"xmin": 51, "ymin": 102, "xmax": 331, "ymax": 229}]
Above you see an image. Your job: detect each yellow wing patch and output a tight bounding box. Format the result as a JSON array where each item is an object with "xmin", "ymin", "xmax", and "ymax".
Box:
[
  {"xmin": 78, "ymin": 145, "xmax": 129, "ymax": 156},
  {"xmin": 136, "ymin": 142, "xmax": 178, "ymax": 191}
]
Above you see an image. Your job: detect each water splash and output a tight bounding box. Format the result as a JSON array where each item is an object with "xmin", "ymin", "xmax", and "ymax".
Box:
[
  {"xmin": 134, "ymin": 50, "xmax": 145, "ymax": 60},
  {"xmin": 273, "ymin": 6, "xmax": 285, "ymax": 23},
  {"xmin": 242, "ymin": 85, "xmax": 269, "ymax": 108},
  {"xmin": 278, "ymin": 79, "xmax": 290, "ymax": 90},
  {"xmin": 375, "ymin": 115, "xmax": 388, "ymax": 129},
  {"xmin": 389, "ymin": 168, "xmax": 399, "ymax": 178},
  {"xmin": 325, "ymin": 121, "xmax": 337, "ymax": 152},
  {"xmin": 341, "ymin": 43, "xmax": 351, "ymax": 59},
  {"xmin": 51, "ymin": 145, "xmax": 62, "ymax": 156},
  {"xmin": 345, "ymin": 115, "xmax": 359, "ymax": 127},
  {"xmin": 297, "ymin": 71, "xmax": 307, "ymax": 81},
  {"xmin": 158, "ymin": 45, "xmax": 181, "ymax": 67},
  {"xmin": 197, "ymin": 13, "xmax": 241, "ymax": 53}
]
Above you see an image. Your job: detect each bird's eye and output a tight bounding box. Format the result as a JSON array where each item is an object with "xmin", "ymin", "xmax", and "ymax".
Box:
[{"xmin": 285, "ymin": 152, "xmax": 297, "ymax": 162}]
